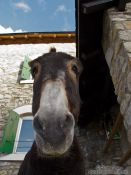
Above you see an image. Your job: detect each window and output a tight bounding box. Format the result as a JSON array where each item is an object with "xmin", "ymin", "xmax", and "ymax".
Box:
[
  {"xmin": 0, "ymin": 105, "xmax": 34, "ymax": 160},
  {"xmin": 13, "ymin": 116, "xmax": 34, "ymax": 153},
  {"xmin": 0, "ymin": 105, "xmax": 34, "ymax": 154}
]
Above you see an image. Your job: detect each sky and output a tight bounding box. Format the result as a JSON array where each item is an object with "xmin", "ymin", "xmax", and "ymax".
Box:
[{"xmin": 0, "ymin": 0, "xmax": 75, "ymax": 33}]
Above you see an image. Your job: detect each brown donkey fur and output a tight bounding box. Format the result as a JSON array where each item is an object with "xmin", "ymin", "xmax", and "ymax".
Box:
[{"xmin": 18, "ymin": 48, "xmax": 85, "ymax": 175}]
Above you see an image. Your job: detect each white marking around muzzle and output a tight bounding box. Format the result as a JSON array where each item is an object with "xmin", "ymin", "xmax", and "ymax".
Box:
[
  {"xmin": 35, "ymin": 80, "xmax": 69, "ymax": 120},
  {"xmin": 34, "ymin": 79, "xmax": 75, "ymax": 155}
]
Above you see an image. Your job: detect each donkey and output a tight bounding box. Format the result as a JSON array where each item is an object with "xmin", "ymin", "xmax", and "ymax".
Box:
[{"xmin": 18, "ymin": 48, "xmax": 85, "ymax": 175}]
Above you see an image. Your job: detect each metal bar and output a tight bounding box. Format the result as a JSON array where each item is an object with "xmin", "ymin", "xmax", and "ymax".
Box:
[
  {"xmin": 83, "ymin": 0, "xmax": 114, "ymax": 8},
  {"xmin": 82, "ymin": 0, "xmax": 114, "ymax": 14},
  {"xmin": 82, "ymin": 0, "xmax": 131, "ymax": 14},
  {"xmin": 118, "ymin": 148, "xmax": 131, "ymax": 166},
  {"xmin": 103, "ymin": 112, "xmax": 123, "ymax": 153}
]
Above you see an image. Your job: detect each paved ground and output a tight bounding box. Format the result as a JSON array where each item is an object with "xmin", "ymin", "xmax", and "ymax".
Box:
[{"xmin": 77, "ymin": 120, "xmax": 127, "ymax": 175}]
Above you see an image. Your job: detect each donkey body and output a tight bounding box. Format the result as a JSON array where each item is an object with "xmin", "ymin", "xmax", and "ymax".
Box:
[
  {"xmin": 18, "ymin": 48, "xmax": 85, "ymax": 175},
  {"xmin": 18, "ymin": 137, "xmax": 84, "ymax": 175}
]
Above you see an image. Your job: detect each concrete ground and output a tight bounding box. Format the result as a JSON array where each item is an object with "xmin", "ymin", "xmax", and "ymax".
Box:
[{"xmin": 77, "ymin": 121, "xmax": 131, "ymax": 175}]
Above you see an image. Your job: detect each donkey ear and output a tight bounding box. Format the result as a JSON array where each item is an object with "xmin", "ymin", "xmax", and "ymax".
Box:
[
  {"xmin": 49, "ymin": 47, "xmax": 56, "ymax": 53},
  {"xmin": 29, "ymin": 60, "xmax": 35, "ymax": 68},
  {"xmin": 29, "ymin": 60, "xmax": 40, "ymax": 78}
]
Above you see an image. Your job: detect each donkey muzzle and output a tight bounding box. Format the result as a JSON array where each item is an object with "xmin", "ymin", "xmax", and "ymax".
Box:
[
  {"xmin": 33, "ymin": 112, "xmax": 74, "ymax": 145},
  {"xmin": 33, "ymin": 80, "xmax": 75, "ymax": 155}
]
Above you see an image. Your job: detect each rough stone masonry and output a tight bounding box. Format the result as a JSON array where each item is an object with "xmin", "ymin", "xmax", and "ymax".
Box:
[{"xmin": 102, "ymin": 2, "xmax": 131, "ymax": 151}]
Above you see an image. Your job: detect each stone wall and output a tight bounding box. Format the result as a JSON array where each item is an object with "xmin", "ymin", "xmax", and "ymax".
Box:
[
  {"xmin": 102, "ymin": 2, "xmax": 131, "ymax": 146},
  {"xmin": 0, "ymin": 43, "xmax": 75, "ymax": 174},
  {"xmin": 0, "ymin": 162, "xmax": 21, "ymax": 175}
]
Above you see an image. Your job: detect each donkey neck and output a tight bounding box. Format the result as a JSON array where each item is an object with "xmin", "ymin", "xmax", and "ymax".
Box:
[{"xmin": 28, "ymin": 136, "xmax": 84, "ymax": 175}]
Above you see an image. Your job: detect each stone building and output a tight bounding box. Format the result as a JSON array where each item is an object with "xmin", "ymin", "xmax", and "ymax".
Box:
[{"xmin": 0, "ymin": 2, "xmax": 131, "ymax": 175}]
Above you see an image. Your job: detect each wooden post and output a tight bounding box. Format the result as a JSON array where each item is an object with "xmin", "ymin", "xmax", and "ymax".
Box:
[
  {"xmin": 103, "ymin": 112, "xmax": 123, "ymax": 153},
  {"xmin": 118, "ymin": 148, "xmax": 131, "ymax": 166}
]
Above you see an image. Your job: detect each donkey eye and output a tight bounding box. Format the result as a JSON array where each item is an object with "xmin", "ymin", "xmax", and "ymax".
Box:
[
  {"xmin": 31, "ymin": 66, "xmax": 38, "ymax": 78},
  {"xmin": 72, "ymin": 64, "xmax": 78, "ymax": 74}
]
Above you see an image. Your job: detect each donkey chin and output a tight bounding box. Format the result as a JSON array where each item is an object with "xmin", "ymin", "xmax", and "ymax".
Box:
[
  {"xmin": 33, "ymin": 80, "xmax": 75, "ymax": 157},
  {"xmin": 35, "ymin": 127, "xmax": 75, "ymax": 157}
]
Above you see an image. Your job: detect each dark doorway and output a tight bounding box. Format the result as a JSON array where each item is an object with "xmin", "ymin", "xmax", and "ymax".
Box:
[{"xmin": 75, "ymin": 0, "xmax": 117, "ymax": 126}]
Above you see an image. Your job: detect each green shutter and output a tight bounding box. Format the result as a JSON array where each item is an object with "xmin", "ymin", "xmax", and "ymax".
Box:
[
  {"xmin": 21, "ymin": 56, "xmax": 31, "ymax": 80},
  {"xmin": 0, "ymin": 111, "xmax": 19, "ymax": 153}
]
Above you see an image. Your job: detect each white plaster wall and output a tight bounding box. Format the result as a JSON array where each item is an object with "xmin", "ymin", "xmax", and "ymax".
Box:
[{"xmin": 0, "ymin": 43, "xmax": 76, "ymax": 140}]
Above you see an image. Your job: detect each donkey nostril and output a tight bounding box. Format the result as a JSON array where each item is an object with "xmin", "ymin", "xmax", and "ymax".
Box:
[
  {"xmin": 33, "ymin": 117, "xmax": 47, "ymax": 140},
  {"xmin": 65, "ymin": 114, "xmax": 71, "ymax": 123},
  {"xmin": 64, "ymin": 113, "xmax": 74, "ymax": 128},
  {"xmin": 33, "ymin": 117, "xmax": 43, "ymax": 132}
]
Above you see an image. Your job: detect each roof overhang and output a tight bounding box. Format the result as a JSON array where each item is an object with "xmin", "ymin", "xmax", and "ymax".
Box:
[{"xmin": 0, "ymin": 31, "xmax": 76, "ymax": 45}]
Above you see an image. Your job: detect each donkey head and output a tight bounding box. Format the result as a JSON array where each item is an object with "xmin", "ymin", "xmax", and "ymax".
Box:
[{"xmin": 30, "ymin": 48, "xmax": 82, "ymax": 157}]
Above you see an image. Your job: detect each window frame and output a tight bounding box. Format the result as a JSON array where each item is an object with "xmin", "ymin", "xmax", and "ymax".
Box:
[{"xmin": 13, "ymin": 116, "xmax": 34, "ymax": 154}]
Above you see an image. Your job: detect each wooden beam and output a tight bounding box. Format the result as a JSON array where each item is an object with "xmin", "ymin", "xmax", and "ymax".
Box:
[{"xmin": 0, "ymin": 32, "xmax": 76, "ymax": 45}]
